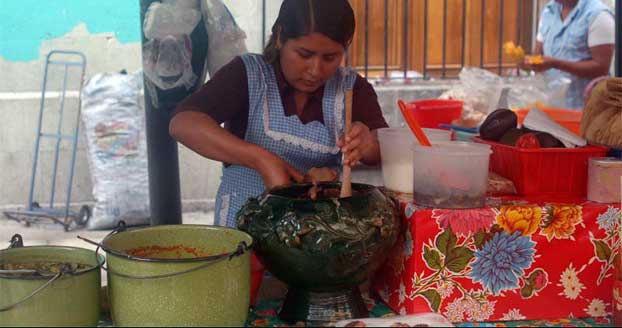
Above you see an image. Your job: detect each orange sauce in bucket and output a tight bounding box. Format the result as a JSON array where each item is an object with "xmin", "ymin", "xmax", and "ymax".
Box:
[{"xmin": 125, "ymin": 245, "xmax": 211, "ymax": 259}]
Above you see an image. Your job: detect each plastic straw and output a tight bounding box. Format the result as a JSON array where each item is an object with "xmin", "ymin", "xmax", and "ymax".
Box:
[{"xmin": 398, "ymin": 100, "xmax": 432, "ymax": 147}]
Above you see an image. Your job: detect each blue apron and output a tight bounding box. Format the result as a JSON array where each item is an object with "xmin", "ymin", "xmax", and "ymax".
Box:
[
  {"xmin": 539, "ymin": 0, "xmax": 613, "ymax": 109},
  {"xmin": 214, "ymin": 54, "xmax": 357, "ymax": 227}
]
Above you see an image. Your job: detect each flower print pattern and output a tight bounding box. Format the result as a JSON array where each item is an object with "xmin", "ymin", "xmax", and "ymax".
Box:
[
  {"xmin": 470, "ymin": 231, "xmax": 536, "ymax": 295},
  {"xmin": 501, "ymin": 308, "xmax": 526, "ymax": 321},
  {"xmin": 558, "ymin": 264, "xmax": 585, "ymax": 300},
  {"xmin": 496, "ymin": 206, "xmax": 542, "ymax": 236},
  {"xmin": 398, "ymin": 282, "xmax": 407, "ymax": 305},
  {"xmin": 444, "ymin": 298, "xmax": 468, "ymax": 322},
  {"xmin": 464, "ymin": 298, "xmax": 496, "ymax": 322},
  {"xmin": 585, "ymin": 299, "xmax": 608, "ymax": 317},
  {"xmin": 539, "ymin": 205, "xmax": 583, "ymax": 241},
  {"xmin": 405, "ymin": 203, "xmax": 417, "ymax": 219},
  {"xmin": 403, "ymin": 229, "xmax": 414, "ymax": 258},
  {"xmin": 386, "ymin": 199, "xmax": 618, "ymax": 322},
  {"xmin": 436, "ymin": 280, "xmax": 455, "ymax": 299},
  {"xmin": 596, "ymin": 206, "xmax": 620, "ymax": 231},
  {"xmin": 434, "ymin": 208, "xmax": 497, "ymax": 237}
]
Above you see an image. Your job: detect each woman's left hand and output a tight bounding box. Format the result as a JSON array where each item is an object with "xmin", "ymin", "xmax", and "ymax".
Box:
[
  {"xmin": 527, "ymin": 56, "xmax": 558, "ymax": 72},
  {"xmin": 338, "ymin": 122, "xmax": 374, "ymax": 167}
]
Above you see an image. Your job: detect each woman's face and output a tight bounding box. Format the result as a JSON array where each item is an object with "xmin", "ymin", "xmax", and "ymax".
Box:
[{"xmin": 279, "ymin": 32, "xmax": 345, "ymax": 94}]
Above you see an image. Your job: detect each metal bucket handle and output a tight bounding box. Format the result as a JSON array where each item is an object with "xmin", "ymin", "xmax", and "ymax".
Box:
[
  {"xmin": 9, "ymin": 234, "xmax": 23, "ymax": 248},
  {"xmin": 0, "ymin": 234, "xmax": 63, "ymax": 312},
  {"xmin": 78, "ymin": 222, "xmax": 251, "ymax": 280}
]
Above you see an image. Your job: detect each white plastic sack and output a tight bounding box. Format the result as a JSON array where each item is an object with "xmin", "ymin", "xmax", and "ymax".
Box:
[
  {"xmin": 144, "ymin": 1, "xmax": 202, "ymax": 39},
  {"xmin": 440, "ymin": 67, "xmax": 504, "ymax": 123},
  {"xmin": 142, "ymin": 1, "xmax": 201, "ymax": 90},
  {"xmin": 202, "ymin": 0, "xmax": 248, "ymax": 76},
  {"xmin": 81, "ymin": 72, "xmax": 150, "ymax": 230},
  {"xmin": 143, "ymin": 35, "xmax": 197, "ymax": 90},
  {"xmin": 506, "ymin": 73, "xmax": 571, "ymax": 110}
]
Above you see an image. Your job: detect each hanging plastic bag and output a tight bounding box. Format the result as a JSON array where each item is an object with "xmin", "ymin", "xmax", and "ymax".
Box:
[
  {"xmin": 506, "ymin": 73, "xmax": 571, "ymax": 110},
  {"xmin": 439, "ymin": 67, "xmax": 504, "ymax": 124},
  {"xmin": 201, "ymin": 0, "xmax": 248, "ymax": 76},
  {"xmin": 81, "ymin": 72, "xmax": 151, "ymax": 230},
  {"xmin": 142, "ymin": 0, "xmax": 201, "ymax": 90}
]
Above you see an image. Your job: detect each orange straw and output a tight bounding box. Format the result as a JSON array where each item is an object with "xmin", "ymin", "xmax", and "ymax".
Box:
[{"xmin": 398, "ymin": 100, "xmax": 432, "ymax": 147}]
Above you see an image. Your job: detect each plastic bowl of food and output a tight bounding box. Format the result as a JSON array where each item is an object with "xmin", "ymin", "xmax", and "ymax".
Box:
[{"xmin": 412, "ymin": 142, "xmax": 492, "ymax": 208}]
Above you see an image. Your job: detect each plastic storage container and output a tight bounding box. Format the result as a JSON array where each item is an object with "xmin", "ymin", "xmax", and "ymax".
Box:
[
  {"xmin": 587, "ymin": 158, "xmax": 622, "ymax": 203},
  {"xmin": 474, "ymin": 137, "xmax": 609, "ymax": 197},
  {"xmin": 404, "ymin": 99, "xmax": 463, "ymax": 129},
  {"xmin": 515, "ymin": 108, "xmax": 582, "ymax": 136},
  {"xmin": 378, "ymin": 128, "xmax": 451, "ymax": 193},
  {"xmin": 412, "ymin": 142, "xmax": 492, "ymax": 208}
]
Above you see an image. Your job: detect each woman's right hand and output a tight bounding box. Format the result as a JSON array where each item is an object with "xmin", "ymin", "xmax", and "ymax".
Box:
[{"xmin": 254, "ymin": 151, "xmax": 304, "ymax": 190}]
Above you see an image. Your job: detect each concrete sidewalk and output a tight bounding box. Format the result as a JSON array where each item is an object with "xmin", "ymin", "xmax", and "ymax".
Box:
[{"xmin": 0, "ymin": 211, "xmax": 215, "ymax": 250}]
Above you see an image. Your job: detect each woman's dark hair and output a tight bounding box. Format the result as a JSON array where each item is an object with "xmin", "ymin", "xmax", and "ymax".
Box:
[{"xmin": 264, "ymin": 0, "xmax": 356, "ymax": 64}]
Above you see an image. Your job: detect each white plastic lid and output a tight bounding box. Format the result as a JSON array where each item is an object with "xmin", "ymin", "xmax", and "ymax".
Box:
[
  {"xmin": 589, "ymin": 157, "xmax": 622, "ymax": 167},
  {"xmin": 377, "ymin": 127, "xmax": 451, "ymax": 142},
  {"xmin": 412, "ymin": 141, "xmax": 492, "ymax": 156}
]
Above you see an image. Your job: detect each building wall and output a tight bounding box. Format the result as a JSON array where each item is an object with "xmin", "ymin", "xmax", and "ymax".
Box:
[{"xmin": 0, "ymin": 0, "xmax": 342, "ymax": 212}]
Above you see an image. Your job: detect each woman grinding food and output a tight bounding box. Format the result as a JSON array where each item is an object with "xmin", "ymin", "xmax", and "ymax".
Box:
[{"xmin": 170, "ymin": 0, "xmax": 388, "ymax": 227}]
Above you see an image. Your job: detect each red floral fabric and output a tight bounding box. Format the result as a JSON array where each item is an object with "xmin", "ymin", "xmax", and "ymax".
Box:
[{"xmin": 373, "ymin": 196, "xmax": 621, "ymax": 323}]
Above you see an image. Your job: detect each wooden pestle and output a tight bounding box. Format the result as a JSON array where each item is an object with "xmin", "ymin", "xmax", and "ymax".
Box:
[{"xmin": 340, "ymin": 89, "xmax": 353, "ymax": 198}]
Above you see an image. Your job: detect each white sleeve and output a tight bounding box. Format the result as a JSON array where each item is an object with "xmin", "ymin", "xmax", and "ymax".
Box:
[
  {"xmin": 588, "ymin": 11, "xmax": 615, "ymax": 47},
  {"xmin": 536, "ymin": 18, "xmax": 544, "ymax": 43}
]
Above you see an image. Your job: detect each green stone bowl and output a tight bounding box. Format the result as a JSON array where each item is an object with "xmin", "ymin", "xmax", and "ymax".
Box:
[{"xmin": 237, "ymin": 182, "xmax": 401, "ymax": 323}]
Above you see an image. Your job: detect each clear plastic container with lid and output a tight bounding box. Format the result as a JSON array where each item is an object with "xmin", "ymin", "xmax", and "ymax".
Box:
[
  {"xmin": 587, "ymin": 158, "xmax": 622, "ymax": 203},
  {"xmin": 412, "ymin": 141, "xmax": 492, "ymax": 208},
  {"xmin": 378, "ymin": 128, "xmax": 451, "ymax": 193}
]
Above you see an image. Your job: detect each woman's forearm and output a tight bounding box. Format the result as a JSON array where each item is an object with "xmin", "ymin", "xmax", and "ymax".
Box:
[
  {"xmin": 169, "ymin": 111, "xmax": 268, "ymax": 170},
  {"xmin": 553, "ymin": 59, "xmax": 611, "ymax": 79},
  {"xmin": 552, "ymin": 44, "xmax": 614, "ymax": 79}
]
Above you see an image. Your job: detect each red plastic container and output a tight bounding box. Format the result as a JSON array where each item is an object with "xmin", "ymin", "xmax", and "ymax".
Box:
[
  {"xmin": 404, "ymin": 99, "xmax": 463, "ymax": 129},
  {"xmin": 250, "ymin": 253, "xmax": 265, "ymax": 307},
  {"xmin": 474, "ymin": 137, "xmax": 609, "ymax": 197}
]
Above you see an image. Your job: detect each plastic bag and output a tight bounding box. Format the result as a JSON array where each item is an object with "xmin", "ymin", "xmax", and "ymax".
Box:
[
  {"xmin": 142, "ymin": 0, "xmax": 201, "ymax": 90},
  {"xmin": 439, "ymin": 67, "xmax": 504, "ymax": 124},
  {"xmin": 202, "ymin": 0, "xmax": 248, "ymax": 76},
  {"xmin": 81, "ymin": 72, "xmax": 151, "ymax": 230},
  {"xmin": 506, "ymin": 73, "xmax": 571, "ymax": 110}
]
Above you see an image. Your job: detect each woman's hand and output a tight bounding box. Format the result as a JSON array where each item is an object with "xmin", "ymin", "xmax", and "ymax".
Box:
[
  {"xmin": 523, "ymin": 56, "xmax": 558, "ymax": 72},
  {"xmin": 338, "ymin": 122, "xmax": 376, "ymax": 167},
  {"xmin": 254, "ymin": 151, "xmax": 304, "ymax": 190}
]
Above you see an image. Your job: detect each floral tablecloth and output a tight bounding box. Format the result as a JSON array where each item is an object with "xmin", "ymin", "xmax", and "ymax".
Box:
[{"xmin": 373, "ymin": 194, "xmax": 621, "ymax": 323}]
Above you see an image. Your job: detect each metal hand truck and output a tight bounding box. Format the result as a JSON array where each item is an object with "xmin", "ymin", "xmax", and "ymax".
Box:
[{"xmin": 3, "ymin": 50, "xmax": 91, "ymax": 231}]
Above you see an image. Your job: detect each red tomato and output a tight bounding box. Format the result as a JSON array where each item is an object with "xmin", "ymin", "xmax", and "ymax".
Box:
[{"xmin": 515, "ymin": 133, "xmax": 541, "ymax": 149}]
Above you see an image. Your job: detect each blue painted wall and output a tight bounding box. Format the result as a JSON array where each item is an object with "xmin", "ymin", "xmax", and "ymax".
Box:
[{"xmin": 0, "ymin": 0, "xmax": 141, "ymax": 61}]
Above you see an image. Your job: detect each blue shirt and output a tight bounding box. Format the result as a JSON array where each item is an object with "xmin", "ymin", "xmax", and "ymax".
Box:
[{"xmin": 539, "ymin": 0, "xmax": 613, "ymax": 109}]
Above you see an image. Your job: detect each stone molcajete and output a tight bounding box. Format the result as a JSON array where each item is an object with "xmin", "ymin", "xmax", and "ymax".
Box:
[{"xmin": 237, "ymin": 182, "xmax": 401, "ymax": 325}]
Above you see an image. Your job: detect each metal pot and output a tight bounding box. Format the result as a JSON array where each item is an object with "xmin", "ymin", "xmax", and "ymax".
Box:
[
  {"xmin": 99, "ymin": 224, "xmax": 252, "ymax": 327},
  {"xmin": 0, "ymin": 235, "xmax": 104, "ymax": 327}
]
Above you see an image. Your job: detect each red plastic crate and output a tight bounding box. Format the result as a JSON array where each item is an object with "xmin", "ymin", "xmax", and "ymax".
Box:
[
  {"xmin": 404, "ymin": 99, "xmax": 463, "ymax": 128},
  {"xmin": 474, "ymin": 137, "xmax": 609, "ymax": 197}
]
